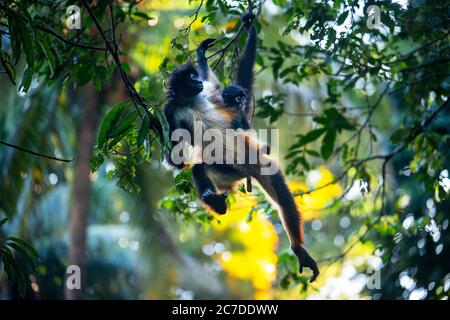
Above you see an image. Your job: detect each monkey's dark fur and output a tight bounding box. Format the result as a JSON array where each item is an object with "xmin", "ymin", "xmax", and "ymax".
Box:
[
  {"xmin": 221, "ymin": 85, "xmax": 251, "ymax": 130},
  {"xmin": 163, "ymin": 14, "xmax": 319, "ymax": 281}
]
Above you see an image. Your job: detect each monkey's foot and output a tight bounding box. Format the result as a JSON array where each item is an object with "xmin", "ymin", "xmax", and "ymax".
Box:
[
  {"xmin": 201, "ymin": 189, "xmax": 228, "ymax": 215},
  {"xmin": 199, "ymin": 38, "xmax": 216, "ymax": 52},
  {"xmin": 292, "ymin": 246, "xmax": 320, "ymax": 283}
]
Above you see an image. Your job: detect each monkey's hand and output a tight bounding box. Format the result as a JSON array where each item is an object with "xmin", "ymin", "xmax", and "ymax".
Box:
[
  {"xmin": 260, "ymin": 144, "xmax": 270, "ymax": 155},
  {"xmin": 242, "ymin": 12, "xmax": 256, "ymax": 28},
  {"xmin": 292, "ymin": 246, "xmax": 320, "ymax": 283},
  {"xmin": 201, "ymin": 189, "xmax": 228, "ymax": 215},
  {"xmin": 198, "ymin": 38, "xmax": 216, "ymax": 53}
]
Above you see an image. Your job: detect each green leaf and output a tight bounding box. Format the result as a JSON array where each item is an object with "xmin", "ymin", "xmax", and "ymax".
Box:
[
  {"xmin": 38, "ymin": 37, "xmax": 56, "ymax": 78},
  {"xmin": 305, "ymin": 149, "xmax": 320, "ymax": 157},
  {"xmin": 273, "ymin": 0, "xmax": 287, "ymax": 6},
  {"xmin": 2, "ymin": 246, "xmax": 26, "ymax": 296},
  {"xmin": 380, "ymin": 11, "xmax": 395, "ymax": 31},
  {"xmin": 337, "ymin": 11, "xmax": 349, "ymax": 25},
  {"xmin": 109, "ymin": 111, "xmax": 138, "ymax": 137},
  {"xmin": 390, "ymin": 128, "xmax": 408, "ymax": 144},
  {"xmin": 324, "ymin": 108, "xmax": 355, "ymax": 131},
  {"xmin": 10, "ymin": 11, "xmax": 35, "ymax": 69},
  {"xmin": 297, "ymin": 156, "xmax": 310, "ymax": 170},
  {"xmin": 6, "ymin": 12, "xmax": 22, "ymax": 64},
  {"xmin": 19, "ymin": 65, "xmax": 33, "ymax": 93},
  {"xmin": 297, "ymin": 128, "xmax": 326, "ymax": 148},
  {"xmin": 97, "ymin": 102, "xmax": 131, "ymax": 148},
  {"xmin": 326, "ymin": 29, "xmax": 336, "ymax": 48},
  {"xmin": 132, "ymin": 12, "xmax": 152, "ymax": 20},
  {"xmin": 6, "ymin": 241, "xmax": 38, "ymax": 272},
  {"xmin": 154, "ymin": 109, "xmax": 171, "ymax": 151},
  {"xmin": 321, "ymin": 129, "xmax": 336, "ymax": 160},
  {"xmin": 137, "ymin": 114, "xmax": 150, "ymax": 146},
  {"xmin": 7, "ymin": 236, "xmax": 39, "ymax": 259},
  {"xmin": 0, "ymin": 217, "xmax": 7, "ymax": 229},
  {"xmin": 121, "ymin": 63, "xmax": 131, "ymax": 73},
  {"xmin": 1, "ymin": 248, "xmax": 16, "ymax": 282},
  {"xmin": 279, "ymin": 65, "xmax": 296, "ymax": 78}
]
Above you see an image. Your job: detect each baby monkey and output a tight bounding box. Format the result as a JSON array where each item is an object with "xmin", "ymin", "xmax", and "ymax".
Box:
[{"xmin": 221, "ymin": 85, "xmax": 251, "ymax": 131}]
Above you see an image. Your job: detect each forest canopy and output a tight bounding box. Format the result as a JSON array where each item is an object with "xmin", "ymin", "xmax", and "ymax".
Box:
[{"xmin": 0, "ymin": 0, "xmax": 449, "ymax": 300}]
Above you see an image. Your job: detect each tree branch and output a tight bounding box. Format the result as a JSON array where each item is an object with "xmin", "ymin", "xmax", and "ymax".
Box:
[{"xmin": 0, "ymin": 140, "xmax": 74, "ymax": 162}]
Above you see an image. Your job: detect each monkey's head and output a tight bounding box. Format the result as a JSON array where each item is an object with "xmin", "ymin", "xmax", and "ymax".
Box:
[
  {"xmin": 222, "ymin": 85, "xmax": 248, "ymax": 110},
  {"xmin": 168, "ymin": 63, "xmax": 203, "ymax": 99}
]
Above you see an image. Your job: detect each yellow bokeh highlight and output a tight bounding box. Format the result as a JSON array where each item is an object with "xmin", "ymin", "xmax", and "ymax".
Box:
[
  {"xmin": 213, "ymin": 192, "xmax": 278, "ymax": 293},
  {"xmin": 291, "ymin": 167, "xmax": 343, "ymax": 221},
  {"xmin": 132, "ymin": 38, "xmax": 172, "ymax": 73},
  {"xmin": 144, "ymin": 0, "xmax": 193, "ymax": 11}
]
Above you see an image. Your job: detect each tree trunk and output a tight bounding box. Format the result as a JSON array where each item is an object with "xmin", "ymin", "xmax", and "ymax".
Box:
[{"xmin": 66, "ymin": 82, "xmax": 99, "ymax": 300}]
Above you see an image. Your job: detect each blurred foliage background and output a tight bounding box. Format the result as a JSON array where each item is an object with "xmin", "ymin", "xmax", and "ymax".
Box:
[{"xmin": 0, "ymin": 0, "xmax": 449, "ymax": 300}]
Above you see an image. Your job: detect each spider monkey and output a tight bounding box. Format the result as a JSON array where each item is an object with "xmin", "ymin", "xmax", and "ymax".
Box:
[{"xmin": 163, "ymin": 14, "xmax": 319, "ymax": 282}]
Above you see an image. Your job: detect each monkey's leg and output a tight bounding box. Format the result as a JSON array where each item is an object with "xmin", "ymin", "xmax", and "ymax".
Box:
[
  {"xmin": 192, "ymin": 164, "xmax": 228, "ymax": 215},
  {"xmin": 252, "ymin": 164, "xmax": 319, "ymax": 282}
]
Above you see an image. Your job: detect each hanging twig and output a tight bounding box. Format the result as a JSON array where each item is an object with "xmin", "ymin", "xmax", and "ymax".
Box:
[
  {"xmin": 178, "ymin": 0, "xmax": 204, "ymax": 59},
  {"xmin": 81, "ymin": 0, "xmax": 162, "ymax": 137}
]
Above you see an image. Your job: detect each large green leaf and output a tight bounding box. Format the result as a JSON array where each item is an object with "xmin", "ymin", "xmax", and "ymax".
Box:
[
  {"xmin": 137, "ymin": 114, "xmax": 150, "ymax": 146},
  {"xmin": 109, "ymin": 111, "xmax": 138, "ymax": 137},
  {"xmin": 291, "ymin": 128, "xmax": 326, "ymax": 150},
  {"xmin": 2, "ymin": 246, "xmax": 26, "ymax": 295},
  {"xmin": 19, "ymin": 65, "xmax": 33, "ymax": 93},
  {"xmin": 38, "ymin": 36, "xmax": 56, "ymax": 78},
  {"xmin": 7, "ymin": 236, "xmax": 39, "ymax": 259},
  {"xmin": 0, "ymin": 217, "xmax": 7, "ymax": 229},
  {"xmin": 97, "ymin": 102, "xmax": 132, "ymax": 149},
  {"xmin": 6, "ymin": 241, "xmax": 38, "ymax": 272},
  {"xmin": 8, "ymin": 10, "xmax": 35, "ymax": 69},
  {"xmin": 337, "ymin": 10, "xmax": 349, "ymax": 25},
  {"xmin": 321, "ymin": 129, "xmax": 336, "ymax": 160}
]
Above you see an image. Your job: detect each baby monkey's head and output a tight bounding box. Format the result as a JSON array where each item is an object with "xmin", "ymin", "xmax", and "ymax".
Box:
[{"xmin": 222, "ymin": 85, "xmax": 248, "ymax": 110}]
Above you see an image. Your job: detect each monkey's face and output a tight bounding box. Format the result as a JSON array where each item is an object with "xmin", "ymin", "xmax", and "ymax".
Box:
[
  {"xmin": 222, "ymin": 85, "xmax": 247, "ymax": 110},
  {"xmin": 188, "ymin": 72, "xmax": 204, "ymax": 95},
  {"xmin": 169, "ymin": 63, "xmax": 204, "ymax": 98},
  {"xmin": 234, "ymin": 94, "xmax": 247, "ymax": 110}
]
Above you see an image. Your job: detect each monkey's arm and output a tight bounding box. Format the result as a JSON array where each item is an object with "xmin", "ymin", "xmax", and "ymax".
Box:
[
  {"xmin": 231, "ymin": 116, "xmax": 251, "ymax": 131},
  {"xmin": 163, "ymin": 105, "xmax": 191, "ymax": 169},
  {"xmin": 196, "ymin": 39, "xmax": 214, "ymax": 80},
  {"xmin": 235, "ymin": 24, "xmax": 257, "ymax": 122},
  {"xmin": 196, "ymin": 39, "xmax": 221, "ymax": 91}
]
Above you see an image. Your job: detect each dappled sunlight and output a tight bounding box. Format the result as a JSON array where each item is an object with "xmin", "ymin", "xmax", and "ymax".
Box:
[{"xmin": 132, "ymin": 38, "xmax": 172, "ymax": 73}]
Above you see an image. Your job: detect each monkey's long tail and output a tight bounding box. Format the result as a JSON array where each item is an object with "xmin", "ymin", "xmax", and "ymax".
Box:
[{"xmin": 254, "ymin": 168, "xmax": 304, "ymax": 248}]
